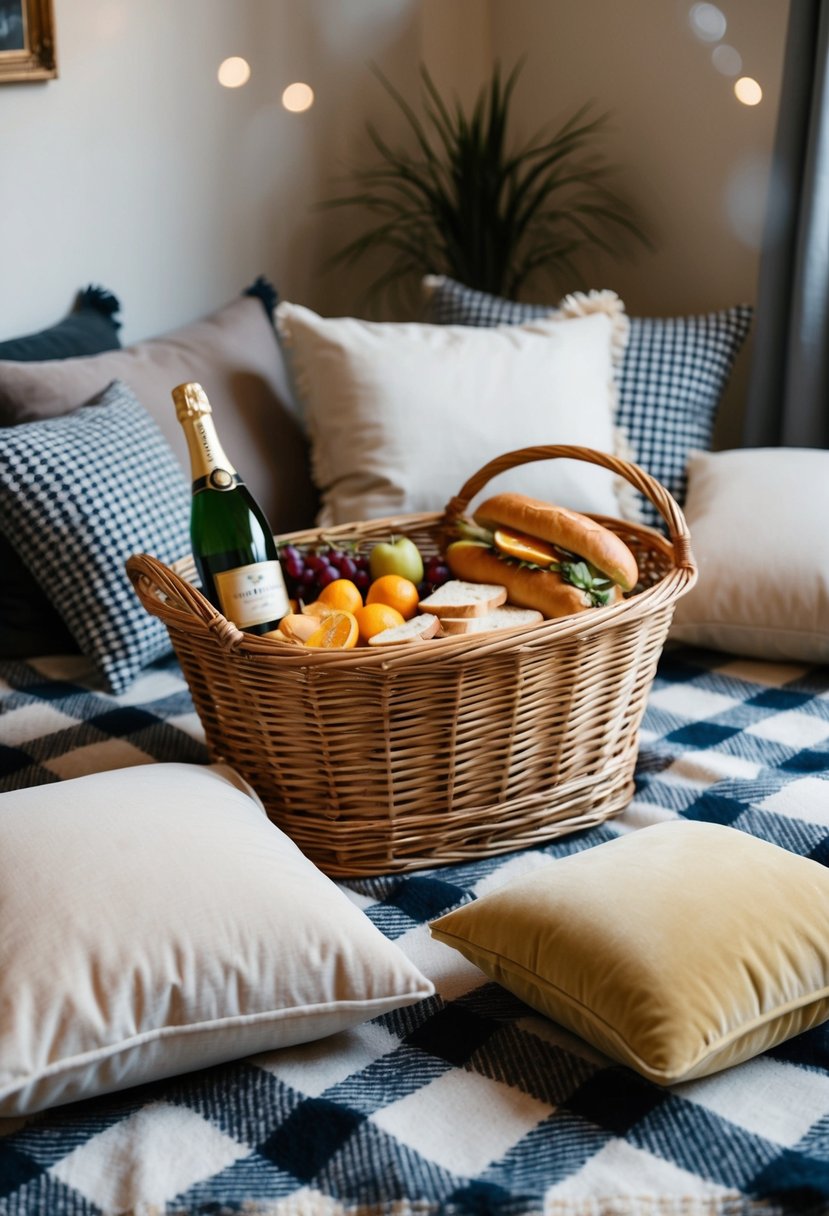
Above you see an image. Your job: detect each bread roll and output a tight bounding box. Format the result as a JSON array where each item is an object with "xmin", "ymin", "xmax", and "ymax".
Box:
[
  {"xmin": 446, "ymin": 542, "xmax": 613, "ymax": 619},
  {"xmin": 474, "ymin": 492, "xmax": 638, "ymax": 592}
]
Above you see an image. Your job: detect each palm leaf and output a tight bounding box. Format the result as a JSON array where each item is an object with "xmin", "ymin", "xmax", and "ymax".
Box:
[{"xmin": 320, "ymin": 59, "xmax": 652, "ymax": 303}]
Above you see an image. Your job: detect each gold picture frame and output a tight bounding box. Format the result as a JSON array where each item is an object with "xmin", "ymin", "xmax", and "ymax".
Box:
[{"xmin": 0, "ymin": 0, "xmax": 56, "ymax": 83}]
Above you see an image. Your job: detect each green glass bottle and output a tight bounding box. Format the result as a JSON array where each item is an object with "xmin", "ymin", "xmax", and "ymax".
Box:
[{"xmin": 172, "ymin": 381, "xmax": 289, "ymax": 634}]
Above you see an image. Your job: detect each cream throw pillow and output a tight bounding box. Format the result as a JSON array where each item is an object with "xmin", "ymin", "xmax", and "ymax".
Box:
[
  {"xmin": 670, "ymin": 447, "xmax": 829, "ymax": 662},
  {"xmin": 0, "ymin": 763, "xmax": 433, "ymax": 1115},
  {"xmin": 276, "ymin": 298, "xmax": 629, "ymax": 526},
  {"xmin": 431, "ymin": 821, "xmax": 829, "ymax": 1085}
]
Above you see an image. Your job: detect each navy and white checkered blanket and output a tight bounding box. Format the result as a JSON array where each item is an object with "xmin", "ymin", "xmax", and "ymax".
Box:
[{"xmin": 2, "ymin": 646, "xmax": 829, "ymax": 1216}]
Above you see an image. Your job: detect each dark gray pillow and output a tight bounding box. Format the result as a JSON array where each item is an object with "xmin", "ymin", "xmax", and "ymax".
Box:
[{"xmin": 0, "ymin": 286, "xmax": 122, "ymax": 362}]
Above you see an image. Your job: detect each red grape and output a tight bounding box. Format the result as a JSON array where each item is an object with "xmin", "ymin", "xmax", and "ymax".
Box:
[{"xmin": 316, "ymin": 564, "xmax": 339, "ymax": 589}]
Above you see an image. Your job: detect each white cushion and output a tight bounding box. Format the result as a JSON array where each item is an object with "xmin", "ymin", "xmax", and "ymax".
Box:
[
  {"xmin": 670, "ymin": 448, "xmax": 829, "ymax": 662},
  {"xmin": 0, "ymin": 763, "xmax": 433, "ymax": 1115},
  {"xmin": 276, "ymin": 299, "xmax": 629, "ymax": 526},
  {"xmin": 422, "ymin": 274, "xmax": 753, "ymax": 530}
]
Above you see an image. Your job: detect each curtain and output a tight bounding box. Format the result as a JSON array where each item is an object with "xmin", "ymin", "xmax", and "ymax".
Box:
[{"xmin": 743, "ymin": 0, "xmax": 829, "ymax": 447}]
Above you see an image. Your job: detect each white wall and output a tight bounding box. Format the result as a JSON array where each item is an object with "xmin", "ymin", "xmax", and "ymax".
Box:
[
  {"xmin": 487, "ymin": 0, "xmax": 789, "ymax": 316},
  {"xmin": 0, "ymin": 0, "xmax": 488, "ymax": 344},
  {"xmin": 1, "ymin": 0, "xmax": 788, "ymax": 438},
  {"xmin": 487, "ymin": 0, "xmax": 790, "ymax": 443}
]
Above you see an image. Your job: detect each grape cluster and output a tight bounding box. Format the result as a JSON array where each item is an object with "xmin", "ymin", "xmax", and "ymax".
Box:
[
  {"xmin": 422, "ymin": 553, "xmax": 451, "ymax": 594},
  {"xmin": 278, "ymin": 542, "xmax": 453, "ymax": 606},
  {"xmin": 279, "ymin": 544, "xmax": 372, "ymax": 604}
]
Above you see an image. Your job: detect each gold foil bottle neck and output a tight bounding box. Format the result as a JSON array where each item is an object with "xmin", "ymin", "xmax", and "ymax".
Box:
[{"xmin": 172, "ymin": 382, "xmax": 212, "ymax": 422}]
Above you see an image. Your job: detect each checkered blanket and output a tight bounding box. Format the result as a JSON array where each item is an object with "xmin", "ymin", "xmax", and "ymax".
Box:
[{"xmin": 2, "ymin": 646, "xmax": 829, "ymax": 1216}]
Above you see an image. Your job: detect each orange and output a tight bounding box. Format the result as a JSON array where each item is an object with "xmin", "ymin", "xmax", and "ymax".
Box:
[
  {"xmin": 365, "ymin": 574, "xmax": 420, "ymax": 620},
  {"xmin": 317, "ymin": 578, "xmax": 363, "ymax": 615},
  {"xmin": 493, "ymin": 528, "xmax": 562, "ymax": 567},
  {"xmin": 305, "ymin": 610, "xmax": 359, "ymax": 649},
  {"xmin": 354, "ymin": 602, "xmax": 406, "ymax": 643}
]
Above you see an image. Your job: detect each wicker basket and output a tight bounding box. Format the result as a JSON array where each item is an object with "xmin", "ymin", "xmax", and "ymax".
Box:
[{"xmin": 127, "ymin": 445, "xmax": 696, "ymax": 877}]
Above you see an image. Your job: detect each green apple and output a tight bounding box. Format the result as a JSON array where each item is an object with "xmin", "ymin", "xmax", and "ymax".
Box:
[{"xmin": 369, "ymin": 536, "xmax": 424, "ymax": 584}]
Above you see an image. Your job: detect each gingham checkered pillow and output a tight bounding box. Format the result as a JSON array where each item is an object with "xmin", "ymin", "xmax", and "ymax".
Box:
[
  {"xmin": 423, "ymin": 275, "xmax": 752, "ymax": 528},
  {"xmin": 0, "ymin": 380, "xmax": 190, "ymax": 693}
]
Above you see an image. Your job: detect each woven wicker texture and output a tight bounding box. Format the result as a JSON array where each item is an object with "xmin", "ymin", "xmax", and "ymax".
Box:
[{"xmin": 128, "ymin": 446, "xmax": 696, "ymax": 876}]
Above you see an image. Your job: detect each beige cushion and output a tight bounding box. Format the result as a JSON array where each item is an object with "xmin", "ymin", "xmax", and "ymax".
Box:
[
  {"xmin": 276, "ymin": 298, "xmax": 629, "ymax": 527},
  {"xmin": 0, "ymin": 295, "xmax": 317, "ymax": 534},
  {"xmin": 0, "ymin": 763, "xmax": 433, "ymax": 1116},
  {"xmin": 670, "ymin": 447, "xmax": 829, "ymax": 662},
  {"xmin": 430, "ymin": 820, "xmax": 829, "ymax": 1085}
]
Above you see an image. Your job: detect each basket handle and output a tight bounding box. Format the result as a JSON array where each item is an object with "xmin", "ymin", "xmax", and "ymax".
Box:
[
  {"xmin": 441, "ymin": 444, "xmax": 694, "ymax": 569},
  {"xmin": 126, "ymin": 553, "xmax": 246, "ymax": 651}
]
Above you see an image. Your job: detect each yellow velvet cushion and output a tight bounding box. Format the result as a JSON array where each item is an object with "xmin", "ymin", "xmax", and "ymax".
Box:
[{"xmin": 430, "ymin": 821, "xmax": 829, "ymax": 1085}]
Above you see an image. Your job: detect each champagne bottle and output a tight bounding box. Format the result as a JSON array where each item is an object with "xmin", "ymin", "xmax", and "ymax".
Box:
[{"xmin": 172, "ymin": 381, "xmax": 290, "ymax": 633}]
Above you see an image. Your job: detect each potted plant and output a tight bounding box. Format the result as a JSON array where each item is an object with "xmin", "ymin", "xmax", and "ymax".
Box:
[{"xmin": 321, "ymin": 60, "xmax": 652, "ymax": 312}]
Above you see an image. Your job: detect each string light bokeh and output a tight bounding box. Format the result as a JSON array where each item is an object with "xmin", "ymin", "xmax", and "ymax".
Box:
[
  {"xmin": 218, "ymin": 57, "xmax": 251, "ymax": 89},
  {"xmin": 687, "ymin": 4, "xmax": 761, "ymax": 106}
]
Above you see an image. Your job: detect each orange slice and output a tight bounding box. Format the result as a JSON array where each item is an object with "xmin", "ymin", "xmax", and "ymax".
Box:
[
  {"xmin": 305, "ymin": 610, "xmax": 359, "ymax": 649},
  {"xmin": 493, "ymin": 528, "xmax": 561, "ymax": 566},
  {"xmin": 276, "ymin": 613, "xmax": 319, "ymax": 644},
  {"xmin": 302, "ymin": 601, "xmax": 338, "ymax": 619}
]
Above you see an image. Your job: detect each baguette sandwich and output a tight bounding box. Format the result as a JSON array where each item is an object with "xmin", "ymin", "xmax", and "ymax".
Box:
[{"xmin": 446, "ymin": 492, "xmax": 639, "ymax": 620}]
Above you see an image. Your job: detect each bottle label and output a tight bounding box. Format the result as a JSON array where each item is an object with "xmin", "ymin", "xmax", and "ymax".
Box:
[{"xmin": 213, "ymin": 561, "xmax": 290, "ymax": 628}]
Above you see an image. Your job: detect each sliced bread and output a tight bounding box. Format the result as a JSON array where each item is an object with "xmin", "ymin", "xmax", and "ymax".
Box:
[
  {"xmin": 439, "ymin": 606, "xmax": 544, "ymax": 636},
  {"xmin": 368, "ymin": 613, "xmax": 441, "ymax": 646},
  {"xmin": 417, "ymin": 579, "xmax": 507, "ymax": 618}
]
